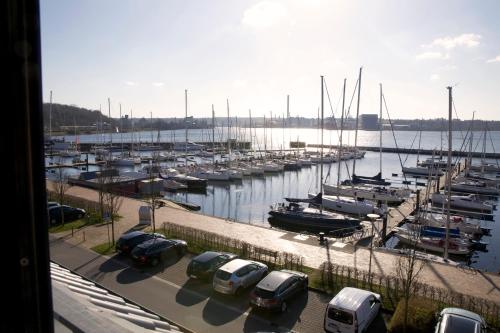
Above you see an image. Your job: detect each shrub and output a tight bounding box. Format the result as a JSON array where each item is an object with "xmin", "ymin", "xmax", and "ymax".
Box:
[{"xmin": 388, "ymin": 297, "xmax": 438, "ymax": 333}]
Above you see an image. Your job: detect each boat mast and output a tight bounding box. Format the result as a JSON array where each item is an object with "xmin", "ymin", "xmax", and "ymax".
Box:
[
  {"xmin": 130, "ymin": 110, "xmax": 134, "ymax": 156},
  {"xmin": 417, "ymin": 119, "xmax": 422, "ymax": 164},
  {"xmin": 379, "ymin": 84, "xmax": 383, "ymax": 176},
  {"xmin": 249, "ymin": 109, "xmax": 253, "ymax": 168},
  {"xmin": 108, "ymin": 98, "xmax": 112, "ymax": 156},
  {"xmin": 337, "ymin": 78, "xmax": 346, "ymax": 189},
  {"xmin": 320, "ymin": 75, "xmax": 324, "ymax": 197},
  {"xmin": 444, "ymin": 86, "xmax": 452, "ymax": 260},
  {"xmin": 352, "ymin": 67, "xmax": 362, "ymax": 176},
  {"xmin": 185, "ymin": 89, "xmax": 188, "ymax": 165},
  {"xmin": 270, "ymin": 111, "xmax": 273, "ymax": 156},
  {"xmin": 469, "ymin": 112, "xmax": 475, "ymax": 170},
  {"xmin": 227, "ymin": 99, "xmax": 231, "ymax": 165},
  {"xmin": 119, "ymin": 104, "xmax": 123, "ymax": 155},
  {"xmin": 212, "ymin": 104, "xmax": 215, "ymax": 170}
]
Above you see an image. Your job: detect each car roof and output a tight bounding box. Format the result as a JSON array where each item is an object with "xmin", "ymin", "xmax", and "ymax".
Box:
[
  {"xmin": 218, "ymin": 258, "xmax": 259, "ymax": 273},
  {"xmin": 256, "ymin": 271, "xmax": 294, "ymax": 291},
  {"xmin": 193, "ymin": 251, "xmax": 222, "ymax": 263},
  {"xmin": 328, "ymin": 287, "xmax": 380, "ymax": 312},
  {"xmin": 120, "ymin": 231, "xmax": 146, "ymax": 240},
  {"xmin": 136, "ymin": 238, "xmax": 170, "ymax": 249},
  {"xmin": 440, "ymin": 308, "xmax": 485, "ymax": 324}
]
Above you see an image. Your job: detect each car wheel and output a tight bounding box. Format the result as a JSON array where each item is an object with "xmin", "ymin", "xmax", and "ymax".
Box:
[
  {"xmin": 151, "ymin": 258, "xmax": 159, "ymax": 267},
  {"xmin": 235, "ymin": 287, "xmax": 243, "ymax": 296},
  {"xmin": 78, "ymin": 214, "xmax": 83, "ymax": 219},
  {"xmin": 281, "ymin": 301, "xmax": 287, "ymax": 313}
]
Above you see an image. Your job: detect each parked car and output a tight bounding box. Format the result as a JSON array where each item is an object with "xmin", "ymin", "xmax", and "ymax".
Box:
[
  {"xmin": 115, "ymin": 231, "xmax": 166, "ymax": 255},
  {"xmin": 47, "ymin": 205, "xmax": 86, "ymax": 225},
  {"xmin": 47, "ymin": 201, "xmax": 60, "ymax": 209},
  {"xmin": 131, "ymin": 237, "xmax": 187, "ymax": 266},
  {"xmin": 324, "ymin": 287, "xmax": 381, "ymax": 333},
  {"xmin": 213, "ymin": 259, "xmax": 268, "ymax": 296},
  {"xmin": 186, "ymin": 251, "xmax": 238, "ymax": 281},
  {"xmin": 435, "ymin": 308, "xmax": 487, "ymax": 333},
  {"xmin": 249, "ymin": 269, "xmax": 308, "ymax": 312}
]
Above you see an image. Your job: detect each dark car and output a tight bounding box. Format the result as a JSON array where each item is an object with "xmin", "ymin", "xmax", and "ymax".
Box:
[
  {"xmin": 131, "ymin": 237, "xmax": 187, "ymax": 266},
  {"xmin": 250, "ymin": 269, "xmax": 308, "ymax": 312},
  {"xmin": 48, "ymin": 205, "xmax": 86, "ymax": 225},
  {"xmin": 115, "ymin": 231, "xmax": 166, "ymax": 255},
  {"xmin": 186, "ymin": 251, "xmax": 238, "ymax": 281}
]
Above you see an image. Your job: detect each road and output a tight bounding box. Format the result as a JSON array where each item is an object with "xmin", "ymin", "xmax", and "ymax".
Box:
[{"xmin": 50, "ymin": 236, "xmax": 389, "ymax": 333}]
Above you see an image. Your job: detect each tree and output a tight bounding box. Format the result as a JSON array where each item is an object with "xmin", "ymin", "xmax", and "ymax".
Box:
[
  {"xmin": 146, "ymin": 160, "xmax": 164, "ymax": 233},
  {"xmin": 394, "ymin": 224, "xmax": 425, "ymax": 333},
  {"xmin": 103, "ymin": 172, "xmax": 123, "ymax": 246},
  {"xmin": 50, "ymin": 167, "xmax": 71, "ymax": 226}
]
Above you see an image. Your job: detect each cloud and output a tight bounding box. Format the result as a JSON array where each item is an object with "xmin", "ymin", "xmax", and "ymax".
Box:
[
  {"xmin": 486, "ymin": 55, "xmax": 500, "ymax": 63},
  {"xmin": 125, "ymin": 81, "xmax": 137, "ymax": 86},
  {"xmin": 424, "ymin": 33, "xmax": 482, "ymax": 49},
  {"xmin": 416, "ymin": 52, "xmax": 449, "ymax": 60},
  {"xmin": 439, "ymin": 64, "xmax": 457, "ymax": 71},
  {"xmin": 430, "ymin": 74, "xmax": 440, "ymax": 81},
  {"xmin": 152, "ymin": 82, "xmax": 165, "ymax": 87},
  {"xmin": 242, "ymin": 1, "xmax": 288, "ymax": 29}
]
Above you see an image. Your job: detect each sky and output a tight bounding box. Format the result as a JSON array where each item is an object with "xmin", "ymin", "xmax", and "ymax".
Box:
[{"xmin": 40, "ymin": 0, "xmax": 500, "ymax": 120}]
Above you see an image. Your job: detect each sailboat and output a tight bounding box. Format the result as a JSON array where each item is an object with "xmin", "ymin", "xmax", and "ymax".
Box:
[
  {"xmin": 268, "ymin": 76, "xmax": 361, "ymax": 234},
  {"xmin": 323, "ymin": 83, "xmax": 412, "ymax": 203},
  {"xmin": 312, "ymin": 74, "xmax": 383, "ymax": 217}
]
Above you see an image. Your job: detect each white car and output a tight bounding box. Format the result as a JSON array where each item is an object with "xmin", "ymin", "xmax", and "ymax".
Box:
[
  {"xmin": 212, "ymin": 259, "xmax": 268, "ymax": 296},
  {"xmin": 324, "ymin": 287, "xmax": 381, "ymax": 333}
]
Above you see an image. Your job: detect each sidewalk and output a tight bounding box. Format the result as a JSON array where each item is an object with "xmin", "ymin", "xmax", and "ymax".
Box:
[{"xmin": 54, "ymin": 184, "xmax": 500, "ymax": 304}]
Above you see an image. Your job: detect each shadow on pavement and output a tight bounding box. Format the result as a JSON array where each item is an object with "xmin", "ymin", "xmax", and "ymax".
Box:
[
  {"xmin": 98, "ymin": 255, "xmax": 126, "ymax": 273},
  {"xmin": 175, "ymin": 279, "xmax": 211, "ymax": 306},
  {"xmin": 202, "ymin": 291, "xmax": 251, "ymax": 326},
  {"xmin": 115, "ymin": 254, "xmax": 183, "ymax": 284},
  {"xmin": 244, "ymin": 290, "xmax": 309, "ymax": 332}
]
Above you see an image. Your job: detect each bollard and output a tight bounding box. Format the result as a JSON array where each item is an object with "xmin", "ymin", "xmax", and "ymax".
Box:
[
  {"xmin": 83, "ymin": 231, "xmax": 86, "ymax": 242},
  {"xmin": 71, "ymin": 227, "xmax": 74, "ymax": 237},
  {"xmin": 319, "ymin": 232, "xmax": 325, "ymax": 244}
]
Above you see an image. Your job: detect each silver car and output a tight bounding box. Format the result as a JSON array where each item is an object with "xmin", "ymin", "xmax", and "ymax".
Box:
[{"xmin": 213, "ymin": 259, "xmax": 268, "ymax": 295}]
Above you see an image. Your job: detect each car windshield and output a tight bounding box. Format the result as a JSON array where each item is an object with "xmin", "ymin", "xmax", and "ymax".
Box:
[
  {"xmin": 191, "ymin": 260, "xmax": 209, "ymax": 271},
  {"xmin": 254, "ymin": 287, "xmax": 275, "ymax": 299},
  {"xmin": 440, "ymin": 315, "xmax": 479, "ymax": 333},
  {"xmin": 215, "ymin": 270, "xmax": 231, "ymax": 281},
  {"xmin": 328, "ymin": 308, "xmax": 354, "ymax": 325}
]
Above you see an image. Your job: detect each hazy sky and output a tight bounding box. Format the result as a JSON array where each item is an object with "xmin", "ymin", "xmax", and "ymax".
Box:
[{"xmin": 40, "ymin": 0, "xmax": 500, "ymax": 120}]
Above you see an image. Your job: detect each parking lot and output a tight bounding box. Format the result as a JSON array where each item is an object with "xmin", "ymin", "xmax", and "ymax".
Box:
[{"xmin": 50, "ymin": 236, "xmax": 389, "ymax": 332}]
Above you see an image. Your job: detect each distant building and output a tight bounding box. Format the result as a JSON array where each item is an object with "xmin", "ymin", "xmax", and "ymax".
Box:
[{"xmin": 360, "ymin": 114, "xmax": 379, "ymax": 130}]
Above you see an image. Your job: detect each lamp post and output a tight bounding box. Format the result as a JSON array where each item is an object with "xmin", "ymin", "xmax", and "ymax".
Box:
[{"xmin": 367, "ymin": 213, "xmax": 380, "ymax": 283}]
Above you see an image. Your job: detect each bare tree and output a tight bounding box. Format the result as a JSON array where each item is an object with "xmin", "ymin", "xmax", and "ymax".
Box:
[
  {"xmin": 103, "ymin": 172, "xmax": 123, "ymax": 245},
  {"xmin": 50, "ymin": 167, "xmax": 72, "ymax": 226},
  {"xmin": 95, "ymin": 168, "xmax": 107, "ymax": 223},
  {"xmin": 394, "ymin": 224, "xmax": 425, "ymax": 332}
]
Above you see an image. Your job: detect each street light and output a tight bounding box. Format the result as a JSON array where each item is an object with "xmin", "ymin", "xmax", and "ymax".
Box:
[{"xmin": 367, "ymin": 213, "xmax": 380, "ymax": 284}]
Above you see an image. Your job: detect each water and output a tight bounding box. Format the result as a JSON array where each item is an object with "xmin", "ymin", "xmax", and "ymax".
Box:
[
  {"xmin": 54, "ymin": 128, "xmax": 500, "ymax": 154},
  {"xmin": 47, "ymin": 129, "xmax": 500, "ymax": 272}
]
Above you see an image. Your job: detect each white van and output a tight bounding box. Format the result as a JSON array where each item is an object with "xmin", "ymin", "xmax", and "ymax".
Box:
[{"xmin": 324, "ymin": 287, "xmax": 381, "ymax": 333}]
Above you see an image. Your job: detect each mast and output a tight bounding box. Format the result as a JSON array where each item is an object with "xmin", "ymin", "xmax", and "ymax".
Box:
[
  {"xmin": 130, "ymin": 110, "xmax": 134, "ymax": 155},
  {"xmin": 185, "ymin": 89, "xmax": 188, "ymax": 164},
  {"xmin": 469, "ymin": 112, "xmax": 475, "ymax": 170},
  {"xmin": 119, "ymin": 104, "xmax": 123, "ymax": 155},
  {"xmin": 249, "ymin": 109, "xmax": 253, "ymax": 168},
  {"xmin": 352, "ymin": 67, "xmax": 362, "ymax": 176},
  {"xmin": 320, "ymin": 76, "xmax": 324, "ymax": 197},
  {"xmin": 49, "ymin": 90, "xmax": 53, "ymax": 140},
  {"xmin": 337, "ymin": 78, "xmax": 346, "ymax": 188},
  {"xmin": 270, "ymin": 111, "xmax": 273, "ymax": 155},
  {"xmin": 227, "ymin": 99, "xmax": 231, "ymax": 165},
  {"xmin": 444, "ymin": 86, "xmax": 452, "ymax": 260},
  {"xmin": 212, "ymin": 104, "xmax": 215, "ymax": 170},
  {"xmin": 417, "ymin": 119, "xmax": 422, "ymax": 164},
  {"xmin": 379, "ymin": 84, "xmax": 383, "ymax": 175},
  {"xmin": 108, "ymin": 98, "xmax": 112, "ymax": 154}
]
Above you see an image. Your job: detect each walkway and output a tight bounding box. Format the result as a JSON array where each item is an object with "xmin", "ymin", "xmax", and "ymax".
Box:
[{"xmin": 53, "ymin": 184, "xmax": 500, "ymax": 304}]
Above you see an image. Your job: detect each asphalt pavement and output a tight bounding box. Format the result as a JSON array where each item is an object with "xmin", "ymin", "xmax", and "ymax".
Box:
[{"xmin": 49, "ymin": 236, "xmax": 389, "ymax": 333}]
